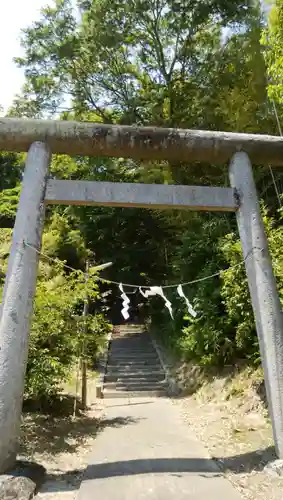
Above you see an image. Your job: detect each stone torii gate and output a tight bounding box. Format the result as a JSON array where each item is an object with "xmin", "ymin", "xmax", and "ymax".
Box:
[{"xmin": 0, "ymin": 118, "xmax": 283, "ymax": 472}]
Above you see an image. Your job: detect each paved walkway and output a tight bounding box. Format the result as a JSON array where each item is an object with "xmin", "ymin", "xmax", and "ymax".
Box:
[{"xmin": 78, "ymin": 396, "xmax": 243, "ymax": 500}]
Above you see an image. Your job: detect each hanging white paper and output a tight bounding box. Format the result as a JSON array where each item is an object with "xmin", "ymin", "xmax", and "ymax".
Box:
[
  {"xmin": 177, "ymin": 284, "xmax": 197, "ymax": 318},
  {"xmin": 119, "ymin": 283, "xmax": 130, "ymax": 320},
  {"xmin": 139, "ymin": 286, "xmax": 173, "ymax": 319},
  {"xmin": 139, "ymin": 287, "xmax": 156, "ymax": 298}
]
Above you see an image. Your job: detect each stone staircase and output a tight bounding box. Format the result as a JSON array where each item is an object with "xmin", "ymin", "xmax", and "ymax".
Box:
[{"xmin": 103, "ymin": 325, "xmax": 167, "ymax": 398}]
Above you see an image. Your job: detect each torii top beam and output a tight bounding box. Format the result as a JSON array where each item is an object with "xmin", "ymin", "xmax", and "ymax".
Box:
[{"xmin": 1, "ymin": 117, "xmax": 283, "ymax": 166}]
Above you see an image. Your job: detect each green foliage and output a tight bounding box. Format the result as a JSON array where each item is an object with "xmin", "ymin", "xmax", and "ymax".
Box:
[
  {"xmin": 25, "ymin": 211, "xmax": 112, "ymax": 399},
  {"xmin": 0, "ymin": 153, "xmax": 22, "ymax": 227},
  {"xmin": 11, "ymin": 0, "xmax": 260, "ymax": 131},
  {"xmin": 220, "ymin": 236, "xmax": 254, "ymax": 358},
  {"xmin": 2, "ymin": 0, "xmax": 283, "ymax": 394},
  {"xmin": 26, "ymin": 263, "xmax": 109, "ymax": 398},
  {"xmin": 0, "ymin": 211, "xmax": 111, "ymax": 400},
  {"xmin": 42, "ymin": 212, "xmax": 89, "ymax": 269},
  {"xmin": 262, "ymin": 0, "xmax": 283, "ymax": 103},
  {"xmin": 0, "ymin": 186, "xmax": 21, "ymax": 227},
  {"xmin": 0, "ymin": 153, "xmax": 23, "ymax": 190},
  {"xmin": 84, "ymin": 313, "xmax": 112, "ymax": 363},
  {"xmin": 152, "ymin": 207, "xmax": 283, "ymax": 367}
]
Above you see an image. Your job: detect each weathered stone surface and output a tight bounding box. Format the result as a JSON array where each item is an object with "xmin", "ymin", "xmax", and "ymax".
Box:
[
  {"xmin": 0, "ymin": 142, "xmax": 51, "ymax": 472},
  {"xmin": 0, "ymin": 476, "xmax": 35, "ymax": 500},
  {"xmin": 45, "ymin": 180, "xmax": 237, "ymax": 213},
  {"xmin": 264, "ymin": 459, "xmax": 283, "ymax": 477},
  {"xmin": 1, "ymin": 117, "xmax": 283, "ymax": 165},
  {"xmin": 0, "ymin": 461, "xmax": 46, "ymax": 500}
]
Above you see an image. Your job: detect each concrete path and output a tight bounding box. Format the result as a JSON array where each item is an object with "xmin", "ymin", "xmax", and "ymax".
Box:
[{"xmin": 78, "ymin": 396, "xmax": 242, "ymax": 500}]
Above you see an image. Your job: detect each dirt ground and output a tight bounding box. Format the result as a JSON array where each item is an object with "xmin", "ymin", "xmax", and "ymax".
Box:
[
  {"xmin": 19, "ymin": 394, "xmax": 104, "ymax": 500},
  {"xmin": 19, "ymin": 366, "xmax": 283, "ymax": 500},
  {"xmin": 173, "ymin": 364, "xmax": 283, "ymax": 499}
]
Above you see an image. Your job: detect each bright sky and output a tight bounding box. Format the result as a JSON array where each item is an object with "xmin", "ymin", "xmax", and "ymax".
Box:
[{"xmin": 0, "ymin": 0, "xmax": 51, "ymax": 115}]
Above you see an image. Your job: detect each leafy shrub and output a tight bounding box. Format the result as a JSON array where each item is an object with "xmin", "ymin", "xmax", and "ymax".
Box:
[
  {"xmin": 151, "ymin": 207, "xmax": 283, "ymax": 367},
  {"xmin": 0, "ymin": 214, "xmax": 111, "ymax": 402}
]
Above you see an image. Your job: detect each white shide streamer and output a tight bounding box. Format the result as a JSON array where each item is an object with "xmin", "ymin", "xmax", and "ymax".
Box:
[
  {"xmin": 139, "ymin": 286, "xmax": 173, "ymax": 319},
  {"xmin": 119, "ymin": 283, "xmax": 130, "ymax": 320},
  {"xmin": 177, "ymin": 284, "xmax": 197, "ymax": 318}
]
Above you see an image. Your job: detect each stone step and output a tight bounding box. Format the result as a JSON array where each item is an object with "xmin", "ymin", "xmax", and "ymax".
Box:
[
  {"xmin": 112, "ymin": 334, "xmax": 146, "ymax": 338},
  {"xmin": 109, "ymin": 353, "xmax": 156, "ymax": 359},
  {"xmin": 111, "ymin": 340, "xmax": 153, "ymax": 344},
  {"xmin": 106, "ymin": 374, "xmax": 163, "ymax": 382},
  {"xmin": 105, "ymin": 373, "xmax": 165, "ymax": 382},
  {"xmin": 108, "ymin": 363, "xmax": 161, "ymax": 370},
  {"xmin": 113, "ymin": 326, "xmax": 144, "ymax": 331},
  {"xmin": 107, "ymin": 359, "xmax": 160, "ymax": 366},
  {"xmin": 111, "ymin": 341, "xmax": 151, "ymax": 344},
  {"xmin": 112, "ymin": 330, "xmax": 146, "ymax": 338},
  {"xmin": 109, "ymin": 346, "xmax": 156, "ymax": 356},
  {"xmin": 114, "ymin": 325, "xmax": 144, "ymax": 328},
  {"xmin": 105, "ymin": 366, "xmax": 164, "ymax": 377},
  {"xmin": 107, "ymin": 354, "xmax": 159, "ymax": 361},
  {"xmin": 105, "ymin": 366, "xmax": 164, "ymax": 373},
  {"xmin": 109, "ymin": 346, "xmax": 156, "ymax": 352},
  {"xmin": 113, "ymin": 325, "xmax": 144, "ymax": 329},
  {"xmin": 103, "ymin": 326, "xmax": 165, "ymax": 399},
  {"xmin": 112, "ymin": 331, "xmax": 145, "ymax": 338},
  {"xmin": 103, "ymin": 389, "xmax": 167, "ymax": 398},
  {"xmin": 111, "ymin": 337, "xmax": 151, "ymax": 342},
  {"xmin": 117, "ymin": 381, "xmax": 166, "ymax": 387},
  {"xmin": 112, "ymin": 329, "xmax": 147, "ymax": 334},
  {"xmin": 107, "ymin": 359, "xmax": 161, "ymax": 366},
  {"xmin": 105, "ymin": 380, "xmax": 166, "ymax": 387},
  {"xmin": 106, "ymin": 368, "xmax": 163, "ymax": 377},
  {"xmin": 111, "ymin": 342, "xmax": 147, "ymax": 346},
  {"xmin": 112, "ymin": 332, "xmax": 148, "ymax": 337},
  {"xmin": 104, "ymin": 381, "xmax": 166, "ymax": 391},
  {"xmin": 106, "ymin": 363, "xmax": 162, "ymax": 375},
  {"xmin": 112, "ymin": 334, "xmax": 145, "ymax": 338},
  {"xmin": 109, "ymin": 345, "xmax": 153, "ymax": 352},
  {"xmin": 106, "ymin": 366, "xmax": 162, "ymax": 373}
]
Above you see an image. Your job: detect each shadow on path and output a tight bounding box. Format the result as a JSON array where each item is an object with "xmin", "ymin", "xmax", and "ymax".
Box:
[
  {"xmin": 41, "ymin": 446, "xmax": 276, "ymax": 492},
  {"xmin": 84, "ymin": 446, "xmax": 276, "ymax": 479},
  {"xmin": 21, "ymin": 394, "xmax": 140, "ymax": 457}
]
